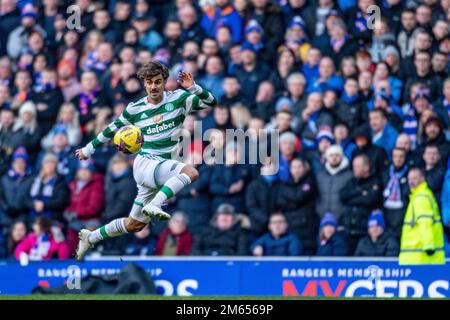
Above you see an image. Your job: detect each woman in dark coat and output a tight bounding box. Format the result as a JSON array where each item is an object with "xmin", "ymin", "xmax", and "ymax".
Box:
[{"xmin": 276, "ymin": 158, "xmax": 318, "ymax": 255}]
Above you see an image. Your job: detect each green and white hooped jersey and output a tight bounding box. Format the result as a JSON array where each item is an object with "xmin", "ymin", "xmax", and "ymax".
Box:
[{"xmin": 81, "ymin": 84, "xmax": 216, "ymax": 159}]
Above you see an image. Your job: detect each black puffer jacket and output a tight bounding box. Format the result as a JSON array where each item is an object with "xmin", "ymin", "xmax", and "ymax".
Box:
[
  {"xmin": 176, "ymin": 165, "xmax": 212, "ymax": 235},
  {"xmin": 354, "ymin": 233, "xmax": 400, "ymax": 257},
  {"xmin": 246, "ymin": 176, "xmax": 279, "ymax": 236},
  {"xmin": 275, "ymin": 173, "xmax": 318, "ymax": 254},
  {"xmin": 351, "ymin": 125, "xmax": 390, "ymax": 175},
  {"xmin": 340, "ymin": 174, "xmax": 383, "ymax": 237},
  {"xmin": 104, "ymin": 170, "xmax": 137, "ymax": 222},
  {"xmin": 191, "ymin": 222, "xmax": 249, "ymax": 256}
]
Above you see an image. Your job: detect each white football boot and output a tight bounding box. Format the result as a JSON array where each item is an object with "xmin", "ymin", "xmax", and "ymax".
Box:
[
  {"xmin": 75, "ymin": 229, "xmax": 94, "ymax": 261},
  {"xmin": 141, "ymin": 203, "xmax": 171, "ymax": 221}
]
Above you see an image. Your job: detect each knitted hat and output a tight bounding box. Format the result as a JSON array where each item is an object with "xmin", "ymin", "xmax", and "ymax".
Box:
[
  {"xmin": 320, "ymin": 213, "xmax": 337, "ymax": 228},
  {"xmin": 12, "ymin": 147, "xmax": 29, "ymax": 163},
  {"xmin": 21, "ymin": 3, "xmax": 38, "ymax": 20},
  {"xmin": 245, "ymin": 20, "xmax": 264, "ymax": 35},
  {"xmin": 289, "ymin": 16, "xmax": 306, "ymax": 29},
  {"xmin": 53, "ymin": 125, "xmax": 68, "ymax": 137},
  {"xmin": 275, "ymin": 97, "xmax": 294, "ymax": 112},
  {"xmin": 316, "ymin": 126, "xmax": 335, "ymax": 144},
  {"xmin": 382, "ymin": 45, "xmax": 400, "ymax": 59},
  {"xmin": 368, "ymin": 209, "xmax": 385, "ymax": 229}
]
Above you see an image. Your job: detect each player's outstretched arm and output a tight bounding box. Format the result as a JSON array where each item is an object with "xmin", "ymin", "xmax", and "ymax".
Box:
[
  {"xmin": 177, "ymin": 71, "xmax": 217, "ymax": 111},
  {"xmin": 77, "ymin": 108, "xmax": 133, "ymax": 159}
]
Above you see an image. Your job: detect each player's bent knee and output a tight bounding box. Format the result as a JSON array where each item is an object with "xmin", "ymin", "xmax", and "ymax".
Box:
[
  {"xmin": 181, "ymin": 165, "xmax": 199, "ymax": 182},
  {"xmin": 124, "ymin": 217, "xmax": 147, "ymax": 233}
]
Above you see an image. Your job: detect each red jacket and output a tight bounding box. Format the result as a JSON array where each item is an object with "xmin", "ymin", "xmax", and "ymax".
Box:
[
  {"xmin": 67, "ymin": 173, "xmax": 104, "ymax": 221},
  {"xmin": 14, "ymin": 233, "xmax": 70, "ymax": 260},
  {"xmin": 155, "ymin": 228, "xmax": 193, "ymax": 256}
]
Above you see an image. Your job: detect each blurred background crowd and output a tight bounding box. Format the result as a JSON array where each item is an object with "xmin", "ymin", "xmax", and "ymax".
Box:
[{"xmin": 0, "ymin": 0, "xmax": 449, "ymax": 260}]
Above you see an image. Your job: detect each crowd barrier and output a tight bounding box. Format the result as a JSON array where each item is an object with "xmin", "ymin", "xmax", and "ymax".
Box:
[{"xmin": 0, "ymin": 257, "xmax": 449, "ymax": 297}]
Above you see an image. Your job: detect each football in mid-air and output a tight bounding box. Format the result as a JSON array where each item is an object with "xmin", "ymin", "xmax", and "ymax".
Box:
[{"xmin": 114, "ymin": 125, "xmax": 144, "ymax": 154}]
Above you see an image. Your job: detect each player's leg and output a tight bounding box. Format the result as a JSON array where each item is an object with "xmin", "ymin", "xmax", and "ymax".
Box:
[
  {"xmin": 75, "ymin": 174, "xmax": 156, "ymax": 260},
  {"xmin": 142, "ymin": 160, "xmax": 198, "ymax": 217}
]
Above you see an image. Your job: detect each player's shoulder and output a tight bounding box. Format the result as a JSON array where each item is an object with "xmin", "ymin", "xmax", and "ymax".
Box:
[
  {"xmin": 166, "ymin": 89, "xmax": 188, "ymax": 98},
  {"xmin": 127, "ymin": 96, "xmax": 147, "ymax": 108}
]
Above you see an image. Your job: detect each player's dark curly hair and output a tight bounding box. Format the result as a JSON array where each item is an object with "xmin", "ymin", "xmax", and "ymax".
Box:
[{"xmin": 137, "ymin": 61, "xmax": 169, "ymax": 81}]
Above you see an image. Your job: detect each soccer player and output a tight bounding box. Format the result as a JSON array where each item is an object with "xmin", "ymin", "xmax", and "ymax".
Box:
[{"xmin": 74, "ymin": 61, "xmax": 216, "ymax": 260}]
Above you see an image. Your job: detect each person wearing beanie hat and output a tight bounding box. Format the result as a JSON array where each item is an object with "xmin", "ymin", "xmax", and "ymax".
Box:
[
  {"xmin": 316, "ymin": 212, "xmax": 349, "ymax": 256},
  {"xmin": 305, "ymin": 125, "xmax": 335, "ymax": 173},
  {"xmin": 64, "ymin": 158, "xmax": 105, "ymax": 239},
  {"xmin": 275, "ymin": 97, "xmax": 294, "ymax": 113},
  {"xmin": 7, "ymin": 3, "xmax": 46, "ymax": 59},
  {"xmin": 0, "ymin": 146, "xmax": 34, "ymax": 225},
  {"xmin": 27, "ymin": 151, "xmax": 70, "ymax": 223},
  {"xmin": 354, "ymin": 209, "xmax": 399, "ymax": 257},
  {"xmin": 352, "ymin": 123, "xmax": 390, "ymax": 175}
]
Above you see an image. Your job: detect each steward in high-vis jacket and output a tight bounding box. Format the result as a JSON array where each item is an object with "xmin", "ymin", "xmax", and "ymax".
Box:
[{"xmin": 399, "ymin": 168, "xmax": 445, "ymax": 265}]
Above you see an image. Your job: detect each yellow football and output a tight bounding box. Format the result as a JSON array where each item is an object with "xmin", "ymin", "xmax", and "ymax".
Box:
[{"xmin": 113, "ymin": 125, "xmax": 144, "ymax": 154}]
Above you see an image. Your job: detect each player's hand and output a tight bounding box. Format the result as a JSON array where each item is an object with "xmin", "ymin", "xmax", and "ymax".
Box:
[
  {"xmin": 75, "ymin": 148, "xmax": 88, "ymax": 160},
  {"xmin": 425, "ymin": 249, "xmax": 435, "ymax": 256},
  {"xmin": 177, "ymin": 71, "xmax": 195, "ymax": 89}
]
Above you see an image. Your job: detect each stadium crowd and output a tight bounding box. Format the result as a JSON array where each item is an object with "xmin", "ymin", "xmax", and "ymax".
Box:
[{"xmin": 0, "ymin": 0, "xmax": 449, "ymax": 260}]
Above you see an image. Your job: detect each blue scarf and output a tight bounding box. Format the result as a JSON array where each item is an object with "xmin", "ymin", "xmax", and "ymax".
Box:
[
  {"xmin": 30, "ymin": 176, "xmax": 56, "ymax": 218},
  {"xmin": 383, "ymin": 165, "xmax": 408, "ymax": 209},
  {"xmin": 355, "ymin": 11, "xmax": 368, "ymax": 32},
  {"xmin": 402, "ymin": 103, "xmax": 418, "ymax": 149}
]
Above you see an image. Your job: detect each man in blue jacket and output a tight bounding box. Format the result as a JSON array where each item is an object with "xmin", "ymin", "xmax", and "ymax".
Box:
[
  {"xmin": 369, "ymin": 108, "xmax": 399, "ymax": 159},
  {"xmin": 251, "ymin": 212, "xmax": 303, "ymax": 256}
]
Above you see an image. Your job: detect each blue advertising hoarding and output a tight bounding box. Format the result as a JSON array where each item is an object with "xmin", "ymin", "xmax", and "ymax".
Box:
[{"xmin": 0, "ymin": 258, "xmax": 449, "ymax": 297}]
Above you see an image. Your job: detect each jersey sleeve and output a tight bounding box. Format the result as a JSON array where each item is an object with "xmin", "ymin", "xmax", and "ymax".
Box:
[
  {"xmin": 81, "ymin": 105, "xmax": 134, "ymax": 157},
  {"xmin": 184, "ymin": 83, "xmax": 217, "ymax": 113}
]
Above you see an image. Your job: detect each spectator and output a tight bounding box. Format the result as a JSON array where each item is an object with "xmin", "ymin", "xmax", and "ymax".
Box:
[
  {"xmin": 103, "ymin": 154, "xmax": 136, "ymax": 223},
  {"xmin": 316, "ymin": 213, "xmax": 349, "ymax": 256},
  {"xmin": 246, "ymin": 158, "xmax": 279, "ymax": 237},
  {"xmin": 14, "ymin": 216, "xmax": 70, "ymax": 261},
  {"xmin": 354, "ymin": 210, "xmax": 400, "ymax": 256},
  {"xmin": 277, "ymin": 132, "xmax": 298, "ymax": 181},
  {"xmin": 41, "ymin": 103, "xmax": 82, "ymax": 151},
  {"xmin": 29, "ymin": 68, "xmax": 64, "ymax": 136},
  {"xmin": 316, "ymin": 144, "xmax": 352, "ymax": 224},
  {"xmin": 5, "ymin": 220, "xmax": 27, "ymax": 258},
  {"xmin": 297, "ymin": 92, "xmax": 334, "ymax": 149},
  {"xmin": 382, "ymin": 147, "xmax": 410, "ymax": 238},
  {"xmin": 275, "ymin": 158, "xmax": 317, "ymax": 254},
  {"xmin": 124, "ymin": 225, "xmax": 157, "ymax": 256},
  {"xmin": 155, "ymin": 212, "xmax": 194, "ymax": 256},
  {"xmin": 399, "ymin": 168, "xmax": 445, "ymax": 265},
  {"xmin": 340, "ymin": 154, "xmax": 383, "ymax": 253},
  {"xmin": 70, "ymin": 71, "xmax": 108, "ymax": 128},
  {"xmin": 12, "ymin": 101, "xmax": 42, "ymax": 162},
  {"xmin": 422, "ymin": 145, "xmax": 446, "ymax": 201},
  {"xmin": 0, "ymin": 109, "xmax": 25, "ymax": 171},
  {"xmin": 351, "ymin": 124, "xmax": 389, "ymax": 175},
  {"xmin": 231, "ymin": 43, "xmax": 271, "ymax": 100},
  {"xmin": 201, "ymin": 0, "xmax": 243, "ymax": 44},
  {"xmin": 0, "ymin": 147, "xmax": 34, "ymax": 226},
  {"xmin": 176, "ymin": 149, "xmax": 212, "ymax": 236},
  {"xmin": 333, "ymin": 77, "xmax": 368, "ymax": 135},
  {"xmin": 64, "ymin": 160, "xmax": 104, "ymax": 242},
  {"xmin": 35, "ymin": 126, "xmax": 78, "ymax": 183},
  {"xmin": 369, "ymin": 108, "xmax": 399, "ymax": 159},
  {"xmin": 192, "ymin": 204, "xmax": 249, "ymax": 256},
  {"xmin": 210, "ymin": 143, "xmax": 250, "ymax": 213},
  {"xmin": 333, "ymin": 122, "xmax": 357, "ymax": 162},
  {"xmin": 251, "ymin": 212, "xmax": 302, "ymax": 256},
  {"xmin": 28, "ymin": 152, "xmax": 69, "ymax": 224},
  {"xmin": 414, "ymin": 117, "xmax": 450, "ymax": 167},
  {"xmin": 57, "ymin": 59, "xmax": 82, "ymax": 102}
]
